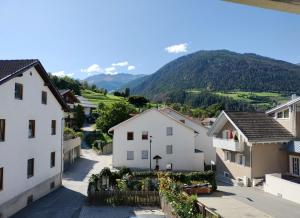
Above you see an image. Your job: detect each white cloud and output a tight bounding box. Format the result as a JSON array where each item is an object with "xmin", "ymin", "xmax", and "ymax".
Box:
[
  {"xmin": 80, "ymin": 64, "xmax": 102, "ymax": 74},
  {"xmin": 165, "ymin": 43, "xmax": 188, "ymax": 54},
  {"xmin": 52, "ymin": 71, "xmax": 74, "ymax": 77},
  {"xmin": 105, "ymin": 66, "xmax": 116, "ymax": 73},
  {"xmin": 128, "ymin": 65, "xmax": 136, "ymax": 71},
  {"xmin": 105, "ymin": 71, "xmax": 118, "ymax": 75},
  {"xmin": 112, "ymin": 61, "xmax": 129, "ymax": 67}
]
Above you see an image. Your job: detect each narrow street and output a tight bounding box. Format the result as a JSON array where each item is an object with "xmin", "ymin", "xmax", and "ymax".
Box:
[{"xmin": 12, "ymin": 148, "xmax": 113, "ymax": 218}]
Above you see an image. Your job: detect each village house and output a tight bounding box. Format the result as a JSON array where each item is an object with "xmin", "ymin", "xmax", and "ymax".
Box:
[
  {"xmin": 0, "ymin": 60, "xmax": 68, "ymax": 217},
  {"xmin": 59, "ymin": 89, "xmax": 79, "ymax": 128},
  {"xmin": 108, "ymin": 108, "xmax": 212, "ymax": 171}
]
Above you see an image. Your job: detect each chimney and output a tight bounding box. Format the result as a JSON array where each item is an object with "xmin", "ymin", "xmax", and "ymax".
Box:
[{"xmin": 292, "ymin": 94, "xmax": 297, "ymax": 100}]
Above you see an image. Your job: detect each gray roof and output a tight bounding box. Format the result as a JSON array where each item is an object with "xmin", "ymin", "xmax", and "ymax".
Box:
[
  {"xmin": 59, "ymin": 89, "xmax": 71, "ymax": 95},
  {"xmin": 226, "ymin": 112, "xmax": 294, "ymax": 141},
  {"xmin": 0, "ymin": 59, "xmax": 69, "ymax": 111},
  {"xmin": 75, "ymin": 95, "xmax": 97, "ymax": 108}
]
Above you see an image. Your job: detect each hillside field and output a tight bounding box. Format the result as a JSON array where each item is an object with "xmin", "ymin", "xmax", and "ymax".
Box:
[{"xmin": 81, "ymin": 89, "xmax": 126, "ymax": 107}]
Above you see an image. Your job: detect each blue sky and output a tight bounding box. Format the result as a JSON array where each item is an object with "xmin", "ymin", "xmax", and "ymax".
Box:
[{"xmin": 0, "ymin": 0, "xmax": 299, "ymax": 79}]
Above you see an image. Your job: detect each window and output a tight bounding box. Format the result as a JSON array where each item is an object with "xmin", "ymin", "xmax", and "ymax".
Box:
[
  {"xmin": 142, "ymin": 131, "xmax": 148, "ymax": 140},
  {"xmin": 180, "ymin": 119, "xmax": 185, "ymax": 123},
  {"xmin": 166, "ymin": 127, "xmax": 173, "ymax": 136},
  {"xmin": 224, "ymin": 171, "xmax": 230, "ymax": 178},
  {"xmin": 166, "ymin": 145, "xmax": 173, "ymax": 154},
  {"xmin": 50, "ymin": 181, "xmax": 55, "ymax": 189},
  {"xmin": 284, "ymin": 109, "xmax": 289, "ymax": 118},
  {"xmin": 42, "ymin": 91, "xmax": 47, "ymax": 104},
  {"xmin": 51, "ymin": 120, "xmax": 56, "ymax": 135},
  {"xmin": 224, "ymin": 151, "xmax": 231, "ymax": 161},
  {"xmin": 27, "ymin": 158, "xmax": 34, "ymax": 178},
  {"xmin": 230, "ymin": 152, "xmax": 235, "ymax": 162},
  {"xmin": 236, "ymin": 154, "xmax": 245, "ymax": 166},
  {"xmin": 127, "ymin": 132, "xmax": 134, "ymax": 140},
  {"xmin": 0, "ymin": 167, "xmax": 3, "ymax": 191},
  {"xmin": 0, "ymin": 119, "xmax": 5, "ymax": 142},
  {"xmin": 15, "ymin": 83, "xmax": 23, "ymax": 100},
  {"xmin": 27, "ymin": 195, "xmax": 33, "ymax": 205},
  {"xmin": 50, "ymin": 152, "xmax": 55, "ymax": 168},
  {"xmin": 127, "ymin": 151, "xmax": 134, "ymax": 160},
  {"xmin": 29, "ymin": 120, "xmax": 35, "ymax": 138},
  {"xmin": 141, "ymin": 150, "xmax": 148, "ymax": 159},
  {"xmin": 277, "ymin": 111, "xmax": 283, "ymax": 118}
]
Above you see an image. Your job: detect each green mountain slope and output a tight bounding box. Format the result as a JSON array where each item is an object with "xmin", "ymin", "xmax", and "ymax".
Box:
[{"xmin": 129, "ymin": 50, "xmax": 300, "ymax": 101}]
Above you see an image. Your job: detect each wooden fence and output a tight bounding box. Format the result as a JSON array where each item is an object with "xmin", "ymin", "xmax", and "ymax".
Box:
[{"xmin": 88, "ymin": 190, "xmax": 160, "ymax": 206}]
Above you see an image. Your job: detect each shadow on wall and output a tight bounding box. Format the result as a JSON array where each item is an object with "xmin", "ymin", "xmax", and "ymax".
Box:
[
  {"xmin": 11, "ymin": 187, "xmax": 86, "ymax": 218},
  {"xmin": 63, "ymin": 157, "xmax": 98, "ymax": 182}
]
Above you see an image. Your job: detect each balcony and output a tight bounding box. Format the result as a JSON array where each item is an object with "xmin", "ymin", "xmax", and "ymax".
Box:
[{"xmin": 213, "ymin": 137, "xmax": 244, "ymax": 152}]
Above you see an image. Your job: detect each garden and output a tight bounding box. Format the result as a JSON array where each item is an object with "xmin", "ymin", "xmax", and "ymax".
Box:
[{"xmin": 87, "ymin": 167, "xmax": 220, "ymax": 218}]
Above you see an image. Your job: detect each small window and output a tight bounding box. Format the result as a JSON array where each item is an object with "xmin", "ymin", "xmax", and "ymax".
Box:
[
  {"xmin": 224, "ymin": 151, "xmax": 231, "ymax": 161},
  {"xmin": 27, "ymin": 158, "xmax": 34, "ymax": 178},
  {"xmin": 0, "ymin": 167, "xmax": 3, "ymax": 191},
  {"xmin": 180, "ymin": 119, "xmax": 185, "ymax": 123},
  {"xmin": 277, "ymin": 111, "xmax": 283, "ymax": 118},
  {"xmin": 230, "ymin": 152, "xmax": 235, "ymax": 162},
  {"xmin": 42, "ymin": 91, "xmax": 47, "ymax": 104},
  {"xmin": 166, "ymin": 145, "xmax": 173, "ymax": 154},
  {"xmin": 50, "ymin": 152, "xmax": 55, "ymax": 168},
  {"xmin": 15, "ymin": 83, "xmax": 23, "ymax": 100},
  {"xmin": 142, "ymin": 131, "xmax": 148, "ymax": 140},
  {"xmin": 0, "ymin": 119, "xmax": 5, "ymax": 142},
  {"xmin": 141, "ymin": 150, "xmax": 148, "ymax": 159},
  {"xmin": 127, "ymin": 132, "xmax": 134, "ymax": 140},
  {"xmin": 50, "ymin": 181, "xmax": 55, "ymax": 190},
  {"xmin": 29, "ymin": 120, "xmax": 35, "ymax": 138},
  {"xmin": 166, "ymin": 127, "xmax": 173, "ymax": 136},
  {"xmin": 127, "ymin": 151, "xmax": 134, "ymax": 160},
  {"xmin": 236, "ymin": 154, "xmax": 245, "ymax": 166},
  {"xmin": 224, "ymin": 171, "xmax": 230, "ymax": 178},
  {"xmin": 51, "ymin": 120, "xmax": 56, "ymax": 135},
  {"xmin": 27, "ymin": 195, "xmax": 33, "ymax": 205},
  {"xmin": 284, "ymin": 109, "xmax": 289, "ymax": 118}
]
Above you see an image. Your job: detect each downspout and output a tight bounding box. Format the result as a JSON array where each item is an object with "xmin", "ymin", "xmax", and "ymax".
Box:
[{"xmin": 60, "ymin": 117, "xmax": 65, "ymax": 186}]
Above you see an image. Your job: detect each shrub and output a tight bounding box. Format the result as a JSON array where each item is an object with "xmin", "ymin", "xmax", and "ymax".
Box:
[{"xmin": 118, "ymin": 166, "xmax": 132, "ymax": 177}]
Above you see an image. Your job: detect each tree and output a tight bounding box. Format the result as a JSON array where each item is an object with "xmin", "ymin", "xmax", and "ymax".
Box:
[
  {"xmin": 96, "ymin": 102, "xmax": 135, "ymax": 132},
  {"xmin": 128, "ymin": 96, "xmax": 149, "ymax": 107},
  {"xmin": 74, "ymin": 105, "xmax": 85, "ymax": 129},
  {"xmin": 124, "ymin": 88, "xmax": 130, "ymax": 97}
]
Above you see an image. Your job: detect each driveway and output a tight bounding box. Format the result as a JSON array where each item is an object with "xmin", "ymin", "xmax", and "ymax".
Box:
[
  {"xmin": 12, "ymin": 148, "xmax": 112, "ymax": 218},
  {"xmin": 198, "ymin": 182, "xmax": 300, "ymax": 218}
]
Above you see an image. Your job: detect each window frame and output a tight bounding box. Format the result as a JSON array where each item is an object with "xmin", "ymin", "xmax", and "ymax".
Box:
[
  {"xmin": 14, "ymin": 83, "xmax": 23, "ymax": 100},
  {"xmin": 166, "ymin": 145, "xmax": 173, "ymax": 154},
  {"xmin": 141, "ymin": 150, "xmax": 148, "ymax": 159},
  {"xmin": 127, "ymin": 151, "xmax": 134, "ymax": 160},
  {"xmin": 142, "ymin": 131, "xmax": 148, "ymax": 140},
  {"xmin": 29, "ymin": 120, "xmax": 36, "ymax": 138},
  {"xmin": 51, "ymin": 120, "xmax": 56, "ymax": 135},
  {"xmin": 166, "ymin": 127, "xmax": 173, "ymax": 136},
  {"xmin": 127, "ymin": 132, "xmax": 134, "ymax": 140},
  {"xmin": 42, "ymin": 91, "xmax": 47, "ymax": 105},
  {"xmin": 50, "ymin": 152, "xmax": 55, "ymax": 168},
  {"xmin": 0, "ymin": 119, "xmax": 5, "ymax": 142},
  {"xmin": 27, "ymin": 158, "xmax": 34, "ymax": 178}
]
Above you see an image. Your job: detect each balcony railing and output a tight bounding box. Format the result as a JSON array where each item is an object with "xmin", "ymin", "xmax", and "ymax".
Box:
[{"xmin": 213, "ymin": 137, "xmax": 244, "ymax": 152}]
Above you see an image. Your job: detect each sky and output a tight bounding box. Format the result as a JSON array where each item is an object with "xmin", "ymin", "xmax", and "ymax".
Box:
[{"xmin": 0, "ymin": 0, "xmax": 299, "ymax": 80}]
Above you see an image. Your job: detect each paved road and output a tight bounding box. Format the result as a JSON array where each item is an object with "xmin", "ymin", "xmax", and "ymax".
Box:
[
  {"xmin": 199, "ymin": 182, "xmax": 300, "ymax": 218},
  {"xmin": 12, "ymin": 149, "xmax": 113, "ymax": 218}
]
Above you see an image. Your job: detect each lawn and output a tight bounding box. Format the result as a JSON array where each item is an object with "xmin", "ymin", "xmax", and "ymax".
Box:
[{"xmin": 81, "ymin": 89, "xmax": 126, "ymax": 107}]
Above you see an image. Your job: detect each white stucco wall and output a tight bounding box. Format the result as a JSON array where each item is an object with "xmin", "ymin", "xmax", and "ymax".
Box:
[
  {"xmin": 0, "ymin": 67, "xmax": 64, "ymax": 206},
  {"xmin": 112, "ymin": 109, "xmax": 204, "ymax": 171},
  {"xmin": 162, "ymin": 109, "xmax": 215, "ymax": 164}
]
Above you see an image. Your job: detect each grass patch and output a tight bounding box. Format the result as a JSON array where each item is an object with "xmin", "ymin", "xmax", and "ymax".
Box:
[{"xmin": 81, "ymin": 89, "xmax": 126, "ymax": 107}]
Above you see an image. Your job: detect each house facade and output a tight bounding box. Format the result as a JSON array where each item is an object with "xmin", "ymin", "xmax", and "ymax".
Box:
[
  {"xmin": 160, "ymin": 108, "xmax": 215, "ymax": 165},
  {"xmin": 59, "ymin": 89, "xmax": 79, "ymax": 128},
  {"xmin": 208, "ymin": 111, "xmax": 293, "ymax": 186},
  {"xmin": 109, "ymin": 109, "xmax": 204, "ymax": 171},
  {"xmin": 0, "ymin": 60, "xmax": 68, "ymax": 217}
]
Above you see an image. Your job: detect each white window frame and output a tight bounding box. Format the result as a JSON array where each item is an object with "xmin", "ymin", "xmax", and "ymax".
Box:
[
  {"xmin": 277, "ymin": 109, "xmax": 289, "ymax": 119},
  {"xmin": 127, "ymin": 151, "xmax": 134, "ymax": 160},
  {"xmin": 141, "ymin": 150, "xmax": 148, "ymax": 159},
  {"xmin": 166, "ymin": 145, "xmax": 173, "ymax": 154}
]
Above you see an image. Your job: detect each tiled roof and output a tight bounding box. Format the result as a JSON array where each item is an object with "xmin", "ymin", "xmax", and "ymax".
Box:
[
  {"xmin": 0, "ymin": 59, "xmax": 39, "ymax": 82},
  {"xmin": 0, "ymin": 59, "xmax": 69, "ymax": 111},
  {"xmin": 226, "ymin": 112, "xmax": 294, "ymax": 141}
]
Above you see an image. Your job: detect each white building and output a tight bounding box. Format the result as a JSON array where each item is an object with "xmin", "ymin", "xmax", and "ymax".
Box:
[
  {"xmin": 108, "ymin": 108, "xmax": 206, "ymax": 171},
  {"xmin": 0, "ymin": 60, "xmax": 68, "ymax": 217}
]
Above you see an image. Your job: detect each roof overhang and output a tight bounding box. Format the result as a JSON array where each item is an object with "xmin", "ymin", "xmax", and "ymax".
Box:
[
  {"xmin": 225, "ymin": 0, "xmax": 300, "ymax": 14},
  {"xmin": 266, "ymin": 97, "xmax": 300, "ymax": 114}
]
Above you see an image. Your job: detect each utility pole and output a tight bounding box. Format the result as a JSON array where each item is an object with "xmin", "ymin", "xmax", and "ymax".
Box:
[{"xmin": 149, "ymin": 136, "xmax": 152, "ymax": 171}]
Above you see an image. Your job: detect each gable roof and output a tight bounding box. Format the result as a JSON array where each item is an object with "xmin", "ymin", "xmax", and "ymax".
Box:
[
  {"xmin": 108, "ymin": 108, "xmax": 196, "ymax": 134},
  {"xmin": 0, "ymin": 59, "xmax": 69, "ymax": 111},
  {"xmin": 266, "ymin": 96, "xmax": 300, "ymax": 114},
  {"xmin": 208, "ymin": 111, "xmax": 293, "ymax": 142}
]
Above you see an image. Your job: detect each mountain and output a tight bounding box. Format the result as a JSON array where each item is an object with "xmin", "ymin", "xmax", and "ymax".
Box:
[
  {"xmin": 129, "ymin": 50, "xmax": 300, "ymax": 101},
  {"xmin": 85, "ymin": 73, "xmax": 145, "ymax": 91}
]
